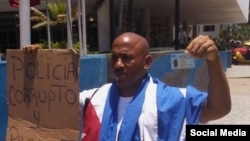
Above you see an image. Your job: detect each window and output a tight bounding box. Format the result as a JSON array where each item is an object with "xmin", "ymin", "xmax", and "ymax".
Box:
[{"xmin": 203, "ymin": 25, "xmax": 215, "ymax": 32}]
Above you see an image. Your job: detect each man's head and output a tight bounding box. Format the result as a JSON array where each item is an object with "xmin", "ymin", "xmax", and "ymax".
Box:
[{"xmin": 111, "ymin": 32, "xmax": 152, "ymax": 89}]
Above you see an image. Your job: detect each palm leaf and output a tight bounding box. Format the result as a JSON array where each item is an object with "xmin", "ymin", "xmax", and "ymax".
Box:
[
  {"xmin": 48, "ymin": 0, "xmax": 66, "ymax": 21},
  {"xmin": 30, "ymin": 0, "xmax": 78, "ymax": 29},
  {"xmin": 30, "ymin": 16, "xmax": 45, "ymax": 22},
  {"xmin": 30, "ymin": 7, "xmax": 47, "ymax": 20},
  {"xmin": 32, "ymin": 21, "xmax": 48, "ymax": 29}
]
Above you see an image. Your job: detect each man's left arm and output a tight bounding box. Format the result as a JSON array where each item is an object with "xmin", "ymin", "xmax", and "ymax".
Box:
[{"xmin": 185, "ymin": 35, "xmax": 231, "ymax": 123}]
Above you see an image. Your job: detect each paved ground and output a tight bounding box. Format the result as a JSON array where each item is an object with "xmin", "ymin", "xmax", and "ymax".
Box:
[{"xmin": 207, "ymin": 64, "xmax": 250, "ymax": 125}]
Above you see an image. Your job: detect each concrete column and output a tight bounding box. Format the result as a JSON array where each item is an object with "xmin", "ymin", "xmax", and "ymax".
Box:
[
  {"xmin": 192, "ymin": 25, "xmax": 198, "ymax": 38},
  {"xmin": 79, "ymin": 0, "xmax": 87, "ymax": 56},
  {"xmin": 97, "ymin": 0, "xmax": 110, "ymax": 52},
  {"xmin": 166, "ymin": 17, "xmax": 174, "ymax": 46},
  {"xmin": 66, "ymin": 0, "xmax": 73, "ymax": 49},
  {"xmin": 143, "ymin": 9, "xmax": 151, "ymax": 42},
  {"xmin": 174, "ymin": 0, "xmax": 180, "ymax": 50},
  {"xmin": 19, "ymin": 0, "xmax": 30, "ymax": 48},
  {"xmin": 182, "ymin": 21, "xmax": 188, "ymax": 31}
]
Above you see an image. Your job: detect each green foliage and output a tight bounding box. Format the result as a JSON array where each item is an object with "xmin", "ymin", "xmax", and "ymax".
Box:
[
  {"xmin": 31, "ymin": 0, "xmax": 83, "ymax": 52},
  {"xmin": 35, "ymin": 40, "xmax": 100, "ymax": 54},
  {"xmin": 47, "ymin": 0, "xmax": 67, "ymax": 21},
  {"xmin": 218, "ymin": 24, "xmax": 250, "ymax": 43},
  {"xmin": 37, "ymin": 40, "xmax": 80, "ymax": 50},
  {"xmin": 37, "ymin": 39, "xmax": 47, "ymax": 49},
  {"xmin": 51, "ymin": 40, "xmax": 67, "ymax": 49},
  {"xmin": 31, "ymin": 0, "xmax": 78, "ymax": 29},
  {"xmin": 73, "ymin": 41, "xmax": 80, "ymax": 51},
  {"xmin": 216, "ymin": 23, "xmax": 250, "ymax": 50},
  {"xmin": 236, "ymin": 24, "xmax": 250, "ymax": 41}
]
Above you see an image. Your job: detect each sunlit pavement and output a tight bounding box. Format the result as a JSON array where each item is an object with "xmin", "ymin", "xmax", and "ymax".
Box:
[{"xmin": 207, "ymin": 64, "xmax": 250, "ymax": 125}]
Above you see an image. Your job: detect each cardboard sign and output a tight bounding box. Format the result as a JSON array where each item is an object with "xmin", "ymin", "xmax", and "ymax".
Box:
[{"xmin": 6, "ymin": 49, "xmax": 80, "ymax": 141}]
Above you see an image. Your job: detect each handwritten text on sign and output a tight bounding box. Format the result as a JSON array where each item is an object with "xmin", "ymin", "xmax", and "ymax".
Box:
[{"xmin": 6, "ymin": 49, "xmax": 80, "ymax": 141}]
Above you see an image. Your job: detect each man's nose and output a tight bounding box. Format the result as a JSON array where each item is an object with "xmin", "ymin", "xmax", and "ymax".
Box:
[{"xmin": 114, "ymin": 58, "xmax": 124, "ymax": 68}]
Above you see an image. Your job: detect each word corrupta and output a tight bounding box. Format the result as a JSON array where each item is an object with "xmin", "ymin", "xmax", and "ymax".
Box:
[{"xmin": 10, "ymin": 56, "xmax": 78, "ymax": 82}]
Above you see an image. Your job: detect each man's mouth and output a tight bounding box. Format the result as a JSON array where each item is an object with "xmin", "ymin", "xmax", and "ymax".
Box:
[{"xmin": 115, "ymin": 73, "xmax": 126, "ymax": 79}]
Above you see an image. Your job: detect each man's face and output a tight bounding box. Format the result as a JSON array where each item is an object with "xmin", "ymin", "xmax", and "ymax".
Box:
[{"xmin": 111, "ymin": 37, "xmax": 148, "ymax": 88}]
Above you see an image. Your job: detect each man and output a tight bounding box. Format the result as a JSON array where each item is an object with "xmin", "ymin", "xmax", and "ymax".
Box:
[
  {"xmin": 23, "ymin": 32, "xmax": 231, "ymax": 141},
  {"xmin": 180, "ymin": 29, "xmax": 188, "ymax": 49}
]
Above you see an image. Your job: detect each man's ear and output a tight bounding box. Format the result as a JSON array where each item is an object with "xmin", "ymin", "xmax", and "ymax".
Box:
[{"xmin": 144, "ymin": 54, "xmax": 153, "ymax": 69}]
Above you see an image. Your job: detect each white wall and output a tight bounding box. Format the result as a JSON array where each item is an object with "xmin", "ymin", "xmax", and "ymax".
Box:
[{"xmin": 197, "ymin": 24, "xmax": 234, "ymax": 39}]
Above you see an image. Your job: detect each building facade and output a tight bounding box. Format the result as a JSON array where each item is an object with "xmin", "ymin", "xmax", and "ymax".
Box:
[{"xmin": 0, "ymin": 0, "xmax": 249, "ymax": 54}]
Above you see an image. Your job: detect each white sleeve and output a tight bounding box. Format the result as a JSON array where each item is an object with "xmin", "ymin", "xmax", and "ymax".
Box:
[
  {"xmin": 79, "ymin": 88, "xmax": 99, "ymax": 112},
  {"xmin": 78, "ymin": 88, "xmax": 98, "ymax": 140},
  {"xmin": 179, "ymin": 88, "xmax": 187, "ymax": 141}
]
